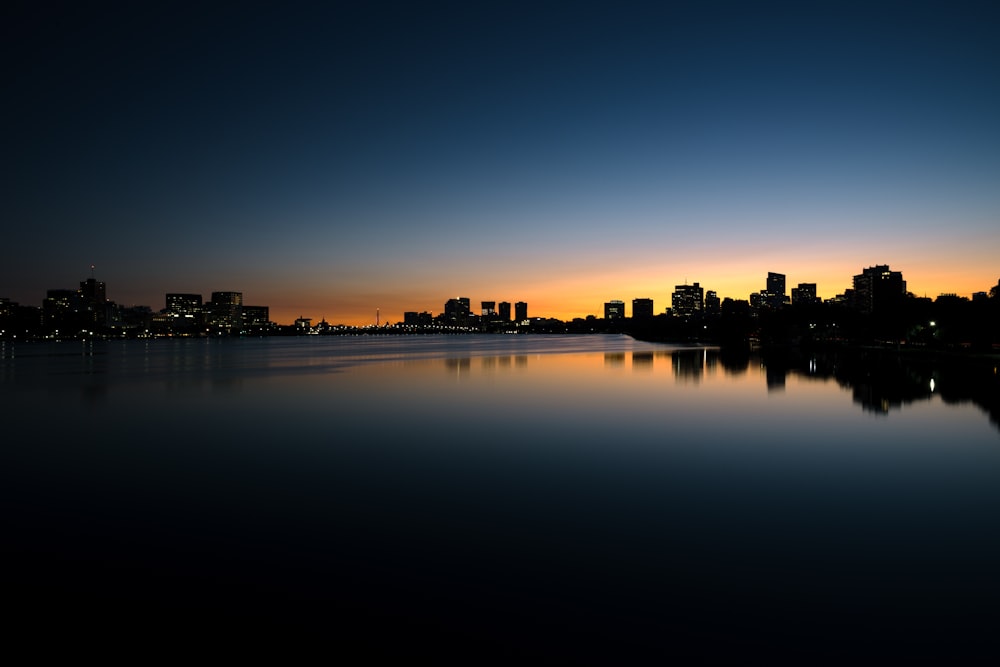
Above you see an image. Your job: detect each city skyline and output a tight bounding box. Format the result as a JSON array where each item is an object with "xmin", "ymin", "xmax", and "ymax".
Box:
[
  {"xmin": 3, "ymin": 2, "xmax": 999, "ymax": 326},
  {"xmin": 4, "ymin": 261, "xmax": 997, "ymax": 327}
]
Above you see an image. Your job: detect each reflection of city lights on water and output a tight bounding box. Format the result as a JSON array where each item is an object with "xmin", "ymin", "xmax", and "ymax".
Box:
[
  {"xmin": 930, "ymin": 378, "xmax": 936, "ymax": 392},
  {"xmin": 809, "ymin": 359, "xmax": 816, "ymax": 373}
]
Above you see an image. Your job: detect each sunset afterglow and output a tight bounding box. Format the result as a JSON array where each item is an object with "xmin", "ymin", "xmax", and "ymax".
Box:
[{"xmin": 3, "ymin": 2, "xmax": 997, "ymax": 326}]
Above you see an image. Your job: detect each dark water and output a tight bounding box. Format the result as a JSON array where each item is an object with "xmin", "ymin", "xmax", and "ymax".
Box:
[{"xmin": 3, "ymin": 336, "xmax": 999, "ymax": 661}]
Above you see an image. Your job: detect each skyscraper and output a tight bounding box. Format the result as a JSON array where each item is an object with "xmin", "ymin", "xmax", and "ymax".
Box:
[
  {"xmin": 791, "ymin": 283, "xmax": 819, "ymax": 305},
  {"xmin": 79, "ymin": 275, "xmax": 108, "ymax": 326},
  {"xmin": 514, "ymin": 301, "xmax": 528, "ymax": 322},
  {"xmin": 632, "ymin": 298, "xmax": 654, "ymax": 320},
  {"xmin": 208, "ymin": 291, "xmax": 243, "ymax": 332},
  {"xmin": 852, "ymin": 265, "xmax": 906, "ymax": 314},
  {"xmin": 498, "ymin": 301, "xmax": 511, "ymax": 321},
  {"xmin": 165, "ymin": 293, "xmax": 203, "ymax": 333},
  {"xmin": 444, "ymin": 297, "xmax": 471, "ymax": 325},
  {"xmin": 671, "ymin": 283, "xmax": 704, "ymax": 319},
  {"xmin": 764, "ymin": 272, "xmax": 788, "ymax": 309},
  {"xmin": 704, "ymin": 290, "xmax": 721, "ymax": 317}
]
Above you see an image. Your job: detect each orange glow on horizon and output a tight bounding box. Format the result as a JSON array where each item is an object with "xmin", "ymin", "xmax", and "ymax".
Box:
[{"xmin": 263, "ymin": 263, "xmax": 997, "ymax": 327}]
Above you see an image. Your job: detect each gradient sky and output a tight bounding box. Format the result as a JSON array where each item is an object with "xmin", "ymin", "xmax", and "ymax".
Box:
[{"xmin": 3, "ymin": 1, "xmax": 999, "ymax": 325}]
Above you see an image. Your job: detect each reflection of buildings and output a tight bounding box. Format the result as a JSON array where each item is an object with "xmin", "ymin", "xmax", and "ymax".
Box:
[
  {"xmin": 765, "ymin": 364, "xmax": 786, "ymax": 392},
  {"xmin": 445, "ymin": 357, "xmax": 471, "ymax": 376},
  {"xmin": 604, "ymin": 352, "xmax": 626, "ymax": 367},
  {"xmin": 672, "ymin": 349, "xmax": 705, "ymax": 381},
  {"xmin": 632, "ymin": 351, "xmax": 654, "ymax": 370},
  {"xmin": 757, "ymin": 348, "xmax": 973, "ymax": 419}
]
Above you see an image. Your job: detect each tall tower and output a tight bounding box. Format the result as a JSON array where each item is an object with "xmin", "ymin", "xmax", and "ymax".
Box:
[
  {"xmin": 765, "ymin": 272, "xmax": 787, "ymax": 309},
  {"xmin": 514, "ymin": 301, "xmax": 528, "ymax": 322},
  {"xmin": 79, "ymin": 268, "xmax": 107, "ymax": 326},
  {"xmin": 671, "ymin": 283, "xmax": 704, "ymax": 319},
  {"xmin": 209, "ymin": 291, "xmax": 243, "ymax": 332}
]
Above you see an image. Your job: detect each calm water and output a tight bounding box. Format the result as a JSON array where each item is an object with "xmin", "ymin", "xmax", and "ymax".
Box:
[{"xmin": 4, "ymin": 335, "xmax": 999, "ymax": 661}]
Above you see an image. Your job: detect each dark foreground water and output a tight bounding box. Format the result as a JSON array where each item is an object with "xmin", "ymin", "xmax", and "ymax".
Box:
[{"xmin": 3, "ymin": 335, "xmax": 999, "ymax": 662}]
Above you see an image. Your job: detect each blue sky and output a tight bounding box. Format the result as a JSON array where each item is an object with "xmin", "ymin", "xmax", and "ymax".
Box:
[{"xmin": 3, "ymin": 1, "xmax": 998, "ymax": 323}]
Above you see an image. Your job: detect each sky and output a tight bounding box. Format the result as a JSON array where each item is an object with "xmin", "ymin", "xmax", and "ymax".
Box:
[{"xmin": 3, "ymin": 0, "xmax": 999, "ymax": 325}]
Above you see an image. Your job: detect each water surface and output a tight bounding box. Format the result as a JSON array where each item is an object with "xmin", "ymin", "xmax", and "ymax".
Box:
[{"xmin": 3, "ymin": 335, "xmax": 998, "ymax": 661}]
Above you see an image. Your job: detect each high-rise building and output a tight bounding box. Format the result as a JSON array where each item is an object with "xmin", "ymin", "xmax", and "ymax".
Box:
[
  {"xmin": 791, "ymin": 283, "xmax": 819, "ymax": 305},
  {"xmin": 514, "ymin": 301, "xmax": 528, "ymax": 322},
  {"xmin": 671, "ymin": 283, "xmax": 704, "ymax": 319},
  {"xmin": 632, "ymin": 298, "xmax": 654, "ymax": 320},
  {"xmin": 704, "ymin": 290, "xmax": 721, "ymax": 317},
  {"xmin": 166, "ymin": 293, "xmax": 202, "ymax": 313},
  {"xmin": 852, "ymin": 265, "xmax": 906, "ymax": 314},
  {"xmin": 481, "ymin": 301, "xmax": 496, "ymax": 317},
  {"xmin": 498, "ymin": 302, "xmax": 511, "ymax": 321},
  {"xmin": 242, "ymin": 305, "xmax": 270, "ymax": 332},
  {"xmin": 76, "ymin": 274, "xmax": 109, "ymax": 327},
  {"xmin": 42, "ymin": 288, "xmax": 83, "ymax": 333},
  {"xmin": 444, "ymin": 297, "xmax": 471, "ymax": 325},
  {"xmin": 604, "ymin": 300, "xmax": 625, "ymax": 320},
  {"xmin": 763, "ymin": 272, "xmax": 788, "ymax": 309},
  {"xmin": 165, "ymin": 293, "xmax": 203, "ymax": 332},
  {"xmin": 208, "ymin": 291, "xmax": 243, "ymax": 331},
  {"xmin": 444, "ymin": 297, "xmax": 470, "ymax": 317}
]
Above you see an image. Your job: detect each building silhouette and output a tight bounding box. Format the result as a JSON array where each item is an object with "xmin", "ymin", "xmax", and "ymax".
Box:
[
  {"xmin": 791, "ymin": 283, "xmax": 819, "ymax": 305},
  {"xmin": 672, "ymin": 283, "xmax": 704, "ymax": 319},
  {"xmin": 165, "ymin": 293, "xmax": 203, "ymax": 333},
  {"xmin": 498, "ymin": 301, "xmax": 511, "ymax": 321},
  {"xmin": 42, "ymin": 289, "xmax": 83, "ymax": 333},
  {"xmin": 853, "ymin": 265, "xmax": 906, "ymax": 314},
  {"xmin": 79, "ymin": 277, "xmax": 108, "ymax": 326},
  {"xmin": 632, "ymin": 298, "xmax": 654, "ymax": 320},
  {"xmin": 404, "ymin": 311, "xmax": 433, "ymax": 326},
  {"xmin": 764, "ymin": 272, "xmax": 788, "ymax": 309},
  {"xmin": 444, "ymin": 297, "xmax": 471, "ymax": 326},
  {"xmin": 604, "ymin": 300, "xmax": 625, "ymax": 320},
  {"xmin": 515, "ymin": 301, "xmax": 528, "ymax": 322},
  {"xmin": 705, "ymin": 290, "xmax": 721, "ymax": 317},
  {"xmin": 208, "ymin": 291, "xmax": 243, "ymax": 332},
  {"xmin": 242, "ymin": 305, "xmax": 270, "ymax": 333}
]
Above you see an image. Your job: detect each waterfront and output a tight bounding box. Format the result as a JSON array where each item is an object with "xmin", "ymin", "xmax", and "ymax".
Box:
[{"xmin": 3, "ymin": 335, "xmax": 999, "ymax": 661}]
